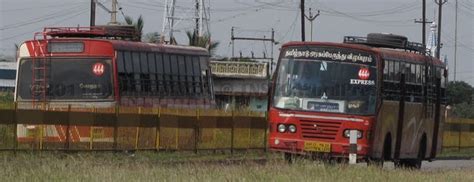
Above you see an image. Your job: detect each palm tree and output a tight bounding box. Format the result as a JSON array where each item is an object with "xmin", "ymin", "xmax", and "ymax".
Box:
[
  {"xmin": 124, "ymin": 15, "xmax": 144, "ymax": 41},
  {"xmin": 186, "ymin": 31, "xmax": 219, "ymax": 55}
]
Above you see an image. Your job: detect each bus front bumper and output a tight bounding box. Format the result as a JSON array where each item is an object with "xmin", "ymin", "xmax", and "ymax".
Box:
[{"xmin": 269, "ymin": 137, "xmax": 370, "ymax": 159}]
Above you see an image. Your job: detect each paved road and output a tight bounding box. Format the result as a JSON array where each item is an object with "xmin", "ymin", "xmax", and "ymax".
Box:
[
  {"xmin": 423, "ymin": 160, "xmax": 474, "ymax": 171},
  {"xmin": 379, "ymin": 160, "xmax": 474, "ymax": 171}
]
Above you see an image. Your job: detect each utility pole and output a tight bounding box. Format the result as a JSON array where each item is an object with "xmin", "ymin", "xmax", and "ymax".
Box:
[
  {"xmin": 95, "ymin": 0, "xmax": 119, "ymax": 25},
  {"xmin": 90, "ymin": 0, "xmax": 96, "ymax": 26},
  {"xmin": 195, "ymin": 0, "xmax": 200, "ymax": 35},
  {"xmin": 454, "ymin": 0, "xmax": 458, "ymax": 81},
  {"xmin": 415, "ymin": 0, "xmax": 432, "ymax": 48},
  {"xmin": 435, "ymin": 0, "xmax": 447, "ymax": 59},
  {"xmin": 300, "ymin": 0, "xmax": 305, "ymax": 42},
  {"xmin": 110, "ymin": 0, "xmax": 118, "ymax": 25},
  {"xmin": 231, "ymin": 28, "xmax": 276, "ymax": 74},
  {"xmin": 304, "ymin": 8, "xmax": 320, "ymax": 41},
  {"xmin": 231, "ymin": 27, "xmax": 235, "ymax": 58}
]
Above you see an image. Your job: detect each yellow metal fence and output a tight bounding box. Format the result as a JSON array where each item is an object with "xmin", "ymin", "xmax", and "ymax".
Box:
[
  {"xmin": 442, "ymin": 118, "xmax": 474, "ymax": 150},
  {"xmin": 1, "ymin": 105, "xmax": 473, "ymax": 152},
  {"xmin": 0, "ymin": 106, "xmax": 267, "ymax": 152}
]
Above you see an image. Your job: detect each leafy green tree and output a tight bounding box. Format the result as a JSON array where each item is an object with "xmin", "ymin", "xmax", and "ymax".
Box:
[
  {"xmin": 124, "ymin": 15, "xmax": 144, "ymax": 41},
  {"xmin": 186, "ymin": 31, "xmax": 219, "ymax": 55},
  {"xmin": 446, "ymin": 81, "xmax": 473, "ymax": 105},
  {"xmin": 447, "ymin": 81, "xmax": 474, "ymax": 119},
  {"xmin": 451, "ymin": 102, "xmax": 474, "ymax": 119}
]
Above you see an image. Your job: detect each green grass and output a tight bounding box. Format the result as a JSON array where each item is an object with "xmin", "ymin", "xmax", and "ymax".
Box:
[
  {"xmin": 0, "ymin": 93, "xmax": 14, "ymax": 109},
  {"xmin": 439, "ymin": 148, "xmax": 474, "ymax": 158},
  {"xmin": 1, "ymin": 152, "xmax": 473, "ymax": 181}
]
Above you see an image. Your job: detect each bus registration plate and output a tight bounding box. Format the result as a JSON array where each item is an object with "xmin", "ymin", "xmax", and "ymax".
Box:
[{"xmin": 304, "ymin": 141, "xmax": 331, "ymax": 153}]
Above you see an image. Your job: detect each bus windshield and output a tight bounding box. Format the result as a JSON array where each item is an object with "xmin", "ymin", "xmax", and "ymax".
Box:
[
  {"xmin": 17, "ymin": 58, "xmax": 113, "ymax": 100},
  {"xmin": 273, "ymin": 58, "xmax": 377, "ymax": 115}
]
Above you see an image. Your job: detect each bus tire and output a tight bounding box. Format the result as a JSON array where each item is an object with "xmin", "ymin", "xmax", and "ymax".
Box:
[
  {"xmin": 412, "ymin": 136, "xmax": 427, "ymax": 169},
  {"xmin": 368, "ymin": 134, "xmax": 391, "ymax": 168},
  {"xmin": 396, "ymin": 135, "xmax": 426, "ymax": 169}
]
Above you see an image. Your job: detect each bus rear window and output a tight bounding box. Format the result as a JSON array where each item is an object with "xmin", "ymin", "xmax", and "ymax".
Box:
[{"xmin": 17, "ymin": 58, "xmax": 113, "ymax": 100}]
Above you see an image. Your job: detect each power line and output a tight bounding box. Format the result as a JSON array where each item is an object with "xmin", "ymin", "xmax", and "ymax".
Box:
[
  {"xmin": 0, "ymin": 4, "xmax": 85, "ymax": 30},
  {"xmin": 1, "ymin": 2, "xmax": 86, "ymax": 13},
  {"xmin": 0, "ymin": 9, "xmax": 89, "ymax": 41},
  {"xmin": 277, "ymin": 11, "xmax": 300, "ymax": 43}
]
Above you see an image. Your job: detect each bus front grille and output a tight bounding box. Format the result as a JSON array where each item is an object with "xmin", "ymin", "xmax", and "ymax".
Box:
[{"xmin": 300, "ymin": 120, "xmax": 341, "ymax": 140}]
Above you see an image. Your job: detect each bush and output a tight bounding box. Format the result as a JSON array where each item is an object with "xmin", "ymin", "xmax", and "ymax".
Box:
[
  {"xmin": 0, "ymin": 93, "xmax": 13, "ymax": 101},
  {"xmin": 451, "ymin": 102, "xmax": 474, "ymax": 119}
]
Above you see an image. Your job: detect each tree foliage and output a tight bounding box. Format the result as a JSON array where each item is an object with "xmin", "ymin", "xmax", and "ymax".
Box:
[
  {"xmin": 451, "ymin": 102, "xmax": 474, "ymax": 119},
  {"xmin": 186, "ymin": 31, "xmax": 219, "ymax": 55},
  {"xmin": 143, "ymin": 32, "xmax": 161, "ymax": 43},
  {"xmin": 447, "ymin": 81, "xmax": 474, "ymax": 119},
  {"xmin": 446, "ymin": 81, "xmax": 473, "ymax": 105},
  {"xmin": 124, "ymin": 15, "xmax": 144, "ymax": 41}
]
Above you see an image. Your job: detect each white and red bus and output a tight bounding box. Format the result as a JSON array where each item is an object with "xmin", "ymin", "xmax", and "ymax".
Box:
[
  {"xmin": 268, "ymin": 33, "xmax": 447, "ymax": 168},
  {"xmin": 14, "ymin": 26, "xmax": 214, "ymax": 142}
]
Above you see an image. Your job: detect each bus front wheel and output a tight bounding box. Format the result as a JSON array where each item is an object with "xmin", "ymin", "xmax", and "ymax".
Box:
[{"xmin": 395, "ymin": 136, "xmax": 426, "ymax": 169}]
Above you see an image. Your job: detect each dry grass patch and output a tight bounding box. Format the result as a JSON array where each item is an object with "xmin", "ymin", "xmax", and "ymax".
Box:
[{"xmin": 1, "ymin": 152, "xmax": 473, "ymax": 181}]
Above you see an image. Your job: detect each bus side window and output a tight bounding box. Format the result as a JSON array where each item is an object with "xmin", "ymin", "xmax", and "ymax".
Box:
[
  {"xmin": 421, "ymin": 65, "xmax": 425, "ymax": 84},
  {"xmin": 383, "ymin": 60, "xmax": 389, "ymax": 80},
  {"xmin": 148, "ymin": 52, "xmax": 157, "ymax": 94},
  {"xmin": 200, "ymin": 56, "xmax": 210, "ymax": 97},
  {"xmin": 170, "ymin": 55, "xmax": 180, "ymax": 96},
  {"xmin": 117, "ymin": 51, "xmax": 127, "ymax": 95},
  {"xmin": 140, "ymin": 52, "xmax": 151, "ymax": 94},
  {"xmin": 388, "ymin": 60, "xmax": 394, "ymax": 81},
  {"xmin": 410, "ymin": 63, "xmax": 416, "ymax": 83},
  {"xmin": 177, "ymin": 55, "xmax": 187, "ymax": 95},
  {"xmin": 155, "ymin": 53, "xmax": 164, "ymax": 96},
  {"xmin": 416, "ymin": 64, "xmax": 421, "ymax": 84},
  {"xmin": 132, "ymin": 52, "xmax": 142, "ymax": 94},
  {"xmin": 402, "ymin": 62, "xmax": 408, "ymax": 81},
  {"xmin": 123, "ymin": 51, "xmax": 134, "ymax": 96},
  {"xmin": 163, "ymin": 54, "xmax": 171, "ymax": 96},
  {"xmin": 394, "ymin": 61, "xmax": 400, "ymax": 81},
  {"xmin": 185, "ymin": 56, "xmax": 194, "ymax": 95},
  {"xmin": 192, "ymin": 56, "xmax": 202, "ymax": 95}
]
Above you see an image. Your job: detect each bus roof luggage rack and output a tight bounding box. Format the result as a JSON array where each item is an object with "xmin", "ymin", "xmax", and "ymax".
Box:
[
  {"xmin": 40, "ymin": 26, "xmax": 140, "ymax": 41},
  {"xmin": 344, "ymin": 33, "xmax": 426, "ymax": 55}
]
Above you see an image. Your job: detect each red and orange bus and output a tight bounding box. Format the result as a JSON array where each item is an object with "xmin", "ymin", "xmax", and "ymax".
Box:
[
  {"xmin": 268, "ymin": 33, "xmax": 447, "ymax": 168},
  {"xmin": 14, "ymin": 26, "xmax": 214, "ymax": 142}
]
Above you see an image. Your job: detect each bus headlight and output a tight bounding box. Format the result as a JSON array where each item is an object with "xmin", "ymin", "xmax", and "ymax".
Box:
[
  {"xmin": 288, "ymin": 125, "xmax": 297, "ymax": 133},
  {"xmin": 277, "ymin": 124, "xmax": 286, "ymax": 133},
  {"xmin": 343, "ymin": 130, "xmax": 362, "ymax": 139}
]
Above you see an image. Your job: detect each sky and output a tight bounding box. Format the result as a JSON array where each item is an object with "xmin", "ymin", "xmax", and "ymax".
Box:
[{"xmin": 1, "ymin": 0, "xmax": 473, "ymax": 85}]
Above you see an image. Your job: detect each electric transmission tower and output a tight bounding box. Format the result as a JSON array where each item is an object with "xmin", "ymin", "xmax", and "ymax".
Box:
[{"xmin": 161, "ymin": 0, "xmax": 210, "ymax": 44}]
